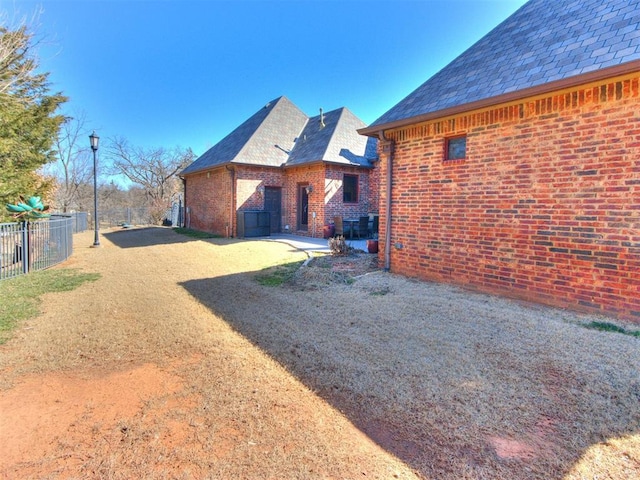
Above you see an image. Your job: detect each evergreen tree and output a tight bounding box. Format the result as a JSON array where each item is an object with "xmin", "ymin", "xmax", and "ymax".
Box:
[{"xmin": 0, "ymin": 21, "xmax": 66, "ymax": 220}]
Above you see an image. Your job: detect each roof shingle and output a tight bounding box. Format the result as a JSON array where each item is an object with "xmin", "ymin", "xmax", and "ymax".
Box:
[
  {"xmin": 286, "ymin": 107, "xmax": 374, "ymax": 167},
  {"xmin": 181, "ymin": 97, "xmax": 376, "ymax": 176},
  {"xmin": 180, "ymin": 96, "xmax": 307, "ymax": 175},
  {"xmin": 369, "ymin": 0, "xmax": 640, "ymax": 129}
]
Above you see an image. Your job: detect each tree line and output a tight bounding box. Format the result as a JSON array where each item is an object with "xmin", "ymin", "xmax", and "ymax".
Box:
[{"xmin": 0, "ymin": 14, "xmax": 194, "ymax": 224}]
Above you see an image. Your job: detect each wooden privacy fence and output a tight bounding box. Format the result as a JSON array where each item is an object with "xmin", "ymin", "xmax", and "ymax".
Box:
[{"xmin": 0, "ymin": 215, "xmax": 82, "ymax": 281}]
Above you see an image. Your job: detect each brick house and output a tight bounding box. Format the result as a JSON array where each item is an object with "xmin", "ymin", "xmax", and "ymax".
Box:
[
  {"xmin": 359, "ymin": 0, "xmax": 640, "ymax": 321},
  {"xmin": 181, "ymin": 96, "xmax": 378, "ymax": 238}
]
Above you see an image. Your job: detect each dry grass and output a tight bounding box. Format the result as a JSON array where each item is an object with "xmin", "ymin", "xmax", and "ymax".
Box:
[
  {"xmin": 0, "ymin": 226, "xmax": 639, "ymax": 479},
  {"xmin": 199, "ymin": 264, "xmax": 640, "ymax": 479}
]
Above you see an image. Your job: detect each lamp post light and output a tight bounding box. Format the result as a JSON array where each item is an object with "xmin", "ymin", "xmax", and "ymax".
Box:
[{"xmin": 89, "ymin": 131, "xmax": 100, "ymax": 247}]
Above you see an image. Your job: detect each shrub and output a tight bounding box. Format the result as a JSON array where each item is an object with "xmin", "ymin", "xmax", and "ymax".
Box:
[{"xmin": 328, "ymin": 235, "xmax": 351, "ymax": 256}]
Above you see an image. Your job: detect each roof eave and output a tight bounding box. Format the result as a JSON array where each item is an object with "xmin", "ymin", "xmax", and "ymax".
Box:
[
  {"xmin": 179, "ymin": 161, "xmax": 231, "ymax": 177},
  {"xmin": 282, "ymin": 159, "xmax": 324, "ymax": 169},
  {"xmin": 359, "ymin": 60, "xmax": 640, "ymax": 137},
  {"xmin": 324, "ymin": 159, "xmax": 375, "ymax": 169},
  {"xmin": 282, "ymin": 159, "xmax": 374, "ymax": 170}
]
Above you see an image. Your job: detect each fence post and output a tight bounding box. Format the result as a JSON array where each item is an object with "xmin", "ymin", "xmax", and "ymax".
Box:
[{"xmin": 21, "ymin": 221, "xmax": 29, "ymax": 274}]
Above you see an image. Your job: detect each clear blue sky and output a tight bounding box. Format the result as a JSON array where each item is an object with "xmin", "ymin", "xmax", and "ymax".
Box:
[{"xmin": 4, "ymin": 0, "xmax": 528, "ymax": 157}]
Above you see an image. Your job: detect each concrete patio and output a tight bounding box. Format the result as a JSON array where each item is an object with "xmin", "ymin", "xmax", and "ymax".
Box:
[{"xmin": 255, "ymin": 234, "xmax": 369, "ymax": 254}]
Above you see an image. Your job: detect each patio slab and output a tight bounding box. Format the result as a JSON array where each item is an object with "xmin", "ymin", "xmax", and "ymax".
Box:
[{"xmin": 256, "ymin": 234, "xmax": 369, "ymax": 254}]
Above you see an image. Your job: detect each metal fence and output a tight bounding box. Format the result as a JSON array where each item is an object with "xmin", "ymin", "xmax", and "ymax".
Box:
[
  {"xmin": 165, "ymin": 201, "xmax": 184, "ymax": 227},
  {"xmin": 50, "ymin": 212, "xmax": 88, "ymax": 233},
  {"xmin": 0, "ymin": 215, "xmax": 76, "ymax": 281},
  {"xmin": 98, "ymin": 207, "xmax": 153, "ymax": 227},
  {"xmin": 69, "ymin": 212, "xmax": 88, "ymax": 233}
]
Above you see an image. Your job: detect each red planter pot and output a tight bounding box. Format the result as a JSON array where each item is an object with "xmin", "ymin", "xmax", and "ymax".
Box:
[{"xmin": 323, "ymin": 225, "xmax": 335, "ymax": 239}]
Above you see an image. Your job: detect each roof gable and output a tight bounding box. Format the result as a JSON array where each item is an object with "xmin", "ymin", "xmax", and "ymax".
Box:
[
  {"xmin": 370, "ymin": 0, "xmax": 640, "ymax": 129},
  {"xmin": 287, "ymin": 107, "xmax": 374, "ymax": 167},
  {"xmin": 183, "ymin": 99, "xmax": 376, "ymax": 176},
  {"xmin": 236, "ymin": 97, "xmax": 308, "ymax": 166},
  {"xmin": 181, "ymin": 96, "xmax": 307, "ymax": 175}
]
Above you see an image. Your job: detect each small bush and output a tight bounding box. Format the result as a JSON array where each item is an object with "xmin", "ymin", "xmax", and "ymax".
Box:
[{"xmin": 328, "ymin": 236, "xmax": 351, "ymax": 256}]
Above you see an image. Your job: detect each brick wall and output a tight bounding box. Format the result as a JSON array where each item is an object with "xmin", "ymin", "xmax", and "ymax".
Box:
[
  {"xmin": 235, "ymin": 167, "xmax": 284, "ymax": 208},
  {"xmin": 368, "ymin": 159, "xmax": 381, "ymax": 216},
  {"xmin": 185, "ymin": 166, "xmax": 284, "ymax": 237},
  {"xmin": 185, "ymin": 168, "xmax": 232, "ymax": 236},
  {"xmin": 235, "ymin": 167, "xmax": 285, "ymax": 235},
  {"xmin": 280, "ymin": 164, "xmax": 376, "ymax": 237},
  {"xmin": 283, "ymin": 164, "xmax": 325, "ymax": 236},
  {"xmin": 324, "ymin": 164, "xmax": 374, "ymax": 223},
  {"xmin": 186, "ymin": 163, "xmax": 377, "ymax": 239},
  {"xmin": 379, "ymin": 73, "xmax": 640, "ymax": 321}
]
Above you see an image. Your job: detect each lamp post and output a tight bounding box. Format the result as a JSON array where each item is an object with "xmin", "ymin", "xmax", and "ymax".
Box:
[{"xmin": 89, "ymin": 131, "xmax": 100, "ymax": 247}]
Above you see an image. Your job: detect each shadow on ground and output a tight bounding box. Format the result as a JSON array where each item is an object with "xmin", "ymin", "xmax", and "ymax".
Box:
[
  {"xmin": 180, "ymin": 268, "xmax": 640, "ymax": 480},
  {"xmin": 102, "ymin": 226, "xmax": 243, "ymax": 249}
]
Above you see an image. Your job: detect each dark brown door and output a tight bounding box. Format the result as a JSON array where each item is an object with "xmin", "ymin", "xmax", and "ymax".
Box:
[
  {"xmin": 264, "ymin": 187, "xmax": 281, "ymax": 233},
  {"xmin": 297, "ymin": 184, "xmax": 309, "ymax": 231}
]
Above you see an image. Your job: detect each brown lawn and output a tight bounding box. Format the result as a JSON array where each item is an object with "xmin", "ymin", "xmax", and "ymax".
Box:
[{"xmin": 0, "ymin": 226, "xmax": 638, "ymax": 479}]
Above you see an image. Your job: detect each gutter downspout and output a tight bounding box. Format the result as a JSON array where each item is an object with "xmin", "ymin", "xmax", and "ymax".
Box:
[
  {"xmin": 379, "ymin": 130, "xmax": 394, "ymax": 272},
  {"xmin": 226, "ymin": 165, "xmax": 235, "ymax": 238},
  {"xmin": 180, "ymin": 176, "xmax": 187, "ymax": 228}
]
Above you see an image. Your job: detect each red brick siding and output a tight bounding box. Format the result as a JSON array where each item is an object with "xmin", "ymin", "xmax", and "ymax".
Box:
[
  {"xmin": 379, "ymin": 74, "xmax": 640, "ymax": 321},
  {"xmin": 324, "ymin": 165, "xmax": 374, "ymax": 223},
  {"xmin": 234, "ymin": 167, "xmax": 285, "ymax": 235},
  {"xmin": 280, "ymin": 164, "xmax": 376, "ymax": 237},
  {"xmin": 186, "ymin": 163, "xmax": 378, "ymax": 239},
  {"xmin": 368, "ymin": 160, "xmax": 381, "ymax": 216},
  {"xmin": 283, "ymin": 164, "xmax": 326, "ymax": 236},
  {"xmin": 184, "ymin": 168, "xmax": 232, "ymax": 236},
  {"xmin": 185, "ymin": 166, "xmax": 284, "ymax": 237}
]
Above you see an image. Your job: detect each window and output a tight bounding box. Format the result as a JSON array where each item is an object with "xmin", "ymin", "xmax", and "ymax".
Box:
[
  {"xmin": 343, "ymin": 174, "xmax": 358, "ymax": 203},
  {"xmin": 445, "ymin": 135, "xmax": 466, "ymax": 161}
]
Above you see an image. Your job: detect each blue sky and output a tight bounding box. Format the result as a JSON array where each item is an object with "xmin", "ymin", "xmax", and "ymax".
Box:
[{"xmin": 4, "ymin": 0, "xmax": 528, "ymax": 157}]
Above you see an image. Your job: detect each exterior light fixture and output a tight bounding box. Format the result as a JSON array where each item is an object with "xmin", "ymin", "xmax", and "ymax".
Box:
[
  {"xmin": 305, "ymin": 185, "xmax": 313, "ymax": 194},
  {"xmin": 89, "ymin": 131, "xmax": 100, "ymax": 247}
]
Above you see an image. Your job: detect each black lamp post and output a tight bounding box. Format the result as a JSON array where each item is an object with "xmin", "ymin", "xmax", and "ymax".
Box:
[{"xmin": 89, "ymin": 131, "xmax": 100, "ymax": 247}]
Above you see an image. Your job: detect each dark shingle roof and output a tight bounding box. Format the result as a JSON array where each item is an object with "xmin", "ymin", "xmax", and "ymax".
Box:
[
  {"xmin": 182, "ymin": 98, "xmax": 376, "ymax": 176},
  {"xmin": 180, "ymin": 96, "xmax": 307, "ymax": 175},
  {"xmin": 286, "ymin": 107, "xmax": 375, "ymax": 167},
  {"xmin": 369, "ymin": 0, "xmax": 640, "ymax": 129}
]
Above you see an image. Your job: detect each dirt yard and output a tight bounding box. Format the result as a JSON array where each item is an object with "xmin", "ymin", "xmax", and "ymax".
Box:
[{"xmin": 0, "ymin": 226, "xmax": 639, "ymax": 479}]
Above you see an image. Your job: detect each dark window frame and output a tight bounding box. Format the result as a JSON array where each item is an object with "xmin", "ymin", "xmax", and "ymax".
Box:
[
  {"xmin": 343, "ymin": 174, "xmax": 359, "ymax": 203},
  {"xmin": 445, "ymin": 135, "xmax": 467, "ymax": 161}
]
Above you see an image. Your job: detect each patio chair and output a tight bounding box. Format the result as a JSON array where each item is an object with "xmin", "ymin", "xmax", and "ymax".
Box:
[
  {"xmin": 333, "ymin": 216, "xmax": 344, "ymax": 237},
  {"xmin": 371, "ymin": 215, "xmax": 379, "ymax": 236},
  {"xmin": 354, "ymin": 216, "xmax": 369, "ymax": 239}
]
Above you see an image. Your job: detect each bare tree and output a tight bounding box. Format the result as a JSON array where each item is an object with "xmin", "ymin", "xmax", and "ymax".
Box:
[
  {"xmin": 105, "ymin": 137, "xmax": 194, "ymax": 223},
  {"xmin": 47, "ymin": 113, "xmax": 93, "ymax": 212}
]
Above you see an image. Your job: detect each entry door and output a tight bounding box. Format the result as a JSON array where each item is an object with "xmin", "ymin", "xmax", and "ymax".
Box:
[
  {"xmin": 297, "ymin": 184, "xmax": 309, "ymax": 231},
  {"xmin": 264, "ymin": 187, "xmax": 281, "ymax": 233}
]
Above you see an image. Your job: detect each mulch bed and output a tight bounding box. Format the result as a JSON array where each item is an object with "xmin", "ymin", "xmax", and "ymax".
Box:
[{"xmin": 290, "ymin": 252, "xmax": 381, "ymax": 288}]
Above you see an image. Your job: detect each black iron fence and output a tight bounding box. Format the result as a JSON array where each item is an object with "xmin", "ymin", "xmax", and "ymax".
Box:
[
  {"xmin": 0, "ymin": 215, "xmax": 80, "ymax": 281},
  {"xmin": 68, "ymin": 212, "xmax": 89, "ymax": 233},
  {"xmin": 97, "ymin": 207, "xmax": 153, "ymax": 227}
]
